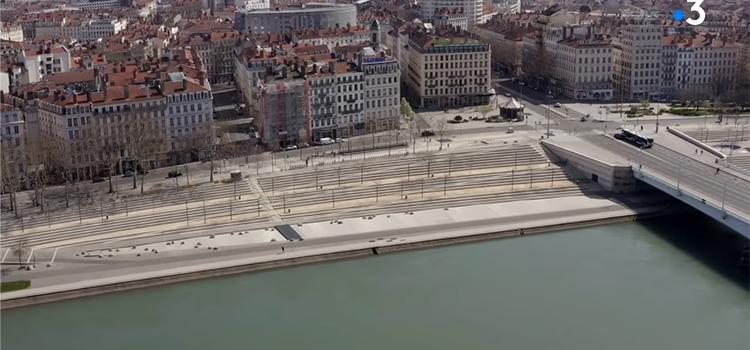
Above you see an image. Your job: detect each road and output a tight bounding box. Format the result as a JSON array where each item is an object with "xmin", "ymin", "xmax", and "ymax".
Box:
[{"xmin": 580, "ymin": 134, "xmax": 750, "ymax": 216}]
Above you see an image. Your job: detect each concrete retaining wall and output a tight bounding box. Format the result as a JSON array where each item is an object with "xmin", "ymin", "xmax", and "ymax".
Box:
[
  {"xmin": 668, "ymin": 127, "xmax": 726, "ymax": 159},
  {"xmin": 541, "ymin": 141, "xmax": 637, "ymax": 193},
  {"xmin": 0, "ymin": 209, "xmax": 677, "ymax": 310}
]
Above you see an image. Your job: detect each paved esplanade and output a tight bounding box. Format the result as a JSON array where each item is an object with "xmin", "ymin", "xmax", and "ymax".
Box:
[
  {"xmin": 2, "ymin": 217, "xmax": 748, "ymax": 350},
  {"xmin": 581, "ymin": 134, "xmax": 750, "ymax": 218}
]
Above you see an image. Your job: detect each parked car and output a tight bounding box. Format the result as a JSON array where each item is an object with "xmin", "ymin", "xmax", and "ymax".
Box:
[
  {"xmin": 168, "ymin": 171, "xmax": 183, "ymax": 178},
  {"xmin": 284, "ymin": 145, "xmax": 298, "ymax": 151},
  {"xmin": 92, "ymin": 177, "xmax": 105, "ymax": 183},
  {"xmin": 421, "ymin": 130, "xmax": 436, "ymax": 137},
  {"xmin": 123, "ymin": 171, "xmax": 134, "ymax": 178},
  {"xmin": 553, "ymin": 103, "xmax": 562, "ymax": 108}
]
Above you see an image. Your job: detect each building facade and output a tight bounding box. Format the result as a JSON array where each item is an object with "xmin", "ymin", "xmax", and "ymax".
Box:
[
  {"xmin": 234, "ymin": 3, "xmax": 357, "ymax": 35},
  {"xmin": 556, "ymin": 36, "xmax": 613, "ymax": 100},
  {"xmin": 612, "ymin": 17, "xmax": 663, "ymax": 101},
  {"xmin": 0, "ymin": 102, "xmax": 25, "ymax": 182},
  {"xmin": 405, "ymin": 30, "xmax": 492, "ymax": 108}
]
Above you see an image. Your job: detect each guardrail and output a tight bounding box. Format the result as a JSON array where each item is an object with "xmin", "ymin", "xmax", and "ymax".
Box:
[{"xmin": 633, "ymin": 167, "xmax": 743, "ymax": 218}]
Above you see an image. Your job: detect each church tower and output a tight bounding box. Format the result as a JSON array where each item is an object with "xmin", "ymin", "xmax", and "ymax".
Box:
[{"xmin": 370, "ymin": 20, "xmax": 381, "ymax": 46}]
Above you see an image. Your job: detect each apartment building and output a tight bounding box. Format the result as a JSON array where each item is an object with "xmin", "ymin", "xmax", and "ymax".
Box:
[
  {"xmin": 472, "ymin": 17, "xmax": 533, "ymax": 75},
  {"xmin": 555, "ymin": 35, "xmax": 613, "ymax": 100},
  {"xmin": 405, "ymin": 28, "xmax": 492, "ymax": 108},
  {"xmin": 612, "ymin": 17, "xmax": 663, "ymax": 101},
  {"xmin": 36, "ymin": 18, "xmax": 129, "ymax": 42},
  {"xmin": 664, "ymin": 33, "xmax": 739, "ymax": 100},
  {"xmin": 254, "ymin": 65, "xmax": 312, "ymax": 146},
  {"xmin": 20, "ymin": 44, "xmax": 73, "ymax": 83},
  {"xmin": 291, "ymin": 25, "xmax": 370, "ymax": 49},
  {"xmin": 357, "ymin": 49, "xmax": 400, "ymax": 133},
  {"xmin": 173, "ymin": 31, "xmax": 242, "ymax": 84},
  {"xmin": 420, "ymin": 0, "xmax": 483, "ymax": 28},
  {"xmin": 240, "ymin": 24, "xmax": 399, "ymax": 145},
  {"xmin": 0, "ymin": 24, "xmax": 24, "ymax": 42},
  {"xmin": 433, "ymin": 9, "xmax": 468, "ymax": 31},
  {"xmin": 0, "ymin": 102, "xmax": 25, "ymax": 180},
  {"xmin": 235, "ymin": 41, "xmax": 334, "ymax": 112},
  {"xmin": 33, "ymin": 66, "xmax": 213, "ymax": 179},
  {"xmin": 234, "ymin": 3, "xmax": 357, "ymax": 35}
]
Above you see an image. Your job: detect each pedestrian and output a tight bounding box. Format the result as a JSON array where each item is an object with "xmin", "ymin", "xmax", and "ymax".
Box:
[
  {"xmin": 716, "ymin": 167, "xmax": 720, "ymax": 175},
  {"xmin": 695, "ymin": 149, "xmax": 698, "ymax": 154},
  {"xmin": 701, "ymin": 150, "xmax": 703, "ymax": 155},
  {"xmin": 281, "ymin": 246, "xmax": 285, "ymax": 253}
]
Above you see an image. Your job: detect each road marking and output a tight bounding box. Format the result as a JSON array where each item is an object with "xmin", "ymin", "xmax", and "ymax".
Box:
[
  {"xmin": 1, "ymin": 248, "xmax": 9, "ymax": 263},
  {"xmin": 26, "ymin": 248, "xmax": 35, "ymax": 264},
  {"xmin": 49, "ymin": 247, "xmax": 59, "ymax": 266}
]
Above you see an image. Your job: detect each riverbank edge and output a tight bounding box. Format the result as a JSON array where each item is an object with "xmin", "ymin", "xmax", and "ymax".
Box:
[{"xmin": 1, "ymin": 208, "xmax": 676, "ymax": 310}]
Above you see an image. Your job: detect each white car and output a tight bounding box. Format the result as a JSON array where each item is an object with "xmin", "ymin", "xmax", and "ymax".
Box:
[{"xmin": 553, "ymin": 103, "xmax": 562, "ymax": 108}]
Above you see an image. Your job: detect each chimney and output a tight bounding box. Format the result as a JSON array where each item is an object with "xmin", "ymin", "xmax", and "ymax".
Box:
[
  {"xmin": 146, "ymin": 86, "xmax": 150, "ymax": 98},
  {"xmin": 328, "ymin": 61, "xmax": 335, "ymax": 73},
  {"xmin": 124, "ymin": 84, "xmax": 130, "ymax": 100},
  {"xmin": 86, "ymin": 90, "xmax": 91, "ymax": 102},
  {"xmin": 198, "ymin": 71, "xmax": 205, "ymax": 86},
  {"xmin": 103, "ymin": 85, "xmax": 108, "ymax": 102},
  {"xmin": 312, "ymin": 63, "xmax": 318, "ymax": 74},
  {"xmin": 182, "ymin": 78, "xmax": 187, "ymax": 91}
]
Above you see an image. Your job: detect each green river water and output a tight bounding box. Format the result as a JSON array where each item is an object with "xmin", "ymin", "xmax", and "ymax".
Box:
[{"xmin": 1, "ymin": 215, "xmax": 748, "ymax": 350}]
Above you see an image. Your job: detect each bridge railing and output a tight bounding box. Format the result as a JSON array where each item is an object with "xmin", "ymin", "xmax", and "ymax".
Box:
[
  {"xmin": 717, "ymin": 158, "xmax": 750, "ymax": 178},
  {"xmin": 653, "ymin": 144, "xmax": 750, "ymax": 184},
  {"xmin": 634, "ymin": 167, "xmax": 748, "ymax": 220}
]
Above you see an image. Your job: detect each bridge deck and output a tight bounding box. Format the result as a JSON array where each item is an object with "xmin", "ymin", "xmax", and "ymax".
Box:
[
  {"xmin": 580, "ymin": 134, "xmax": 750, "ymax": 218},
  {"xmin": 541, "ymin": 134, "xmax": 631, "ymax": 165}
]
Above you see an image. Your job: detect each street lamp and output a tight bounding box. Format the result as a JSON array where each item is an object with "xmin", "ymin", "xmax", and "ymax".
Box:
[
  {"xmin": 676, "ymin": 160, "xmax": 685, "ymax": 193},
  {"xmin": 721, "ymin": 181, "xmax": 728, "ymax": 213},
  {"xmin": 545, "ymin": 92, "xmax": 551, "ymax": 138}
]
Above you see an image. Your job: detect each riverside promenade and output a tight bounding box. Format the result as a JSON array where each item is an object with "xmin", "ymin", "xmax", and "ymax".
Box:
[{"xmin": 0, "ymin": 193, "xmax": 684, "ymax": 309}]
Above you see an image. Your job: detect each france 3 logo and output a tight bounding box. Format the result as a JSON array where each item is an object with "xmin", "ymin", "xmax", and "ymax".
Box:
[{"xmin": 673, "ymin": 0, "xmax": 706, "ymax": 26}]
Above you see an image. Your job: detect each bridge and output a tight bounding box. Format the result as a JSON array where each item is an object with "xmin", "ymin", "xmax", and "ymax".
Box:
[{"xmin": 542, "ymin": 133, "xmax": 750, "ymax": 238}]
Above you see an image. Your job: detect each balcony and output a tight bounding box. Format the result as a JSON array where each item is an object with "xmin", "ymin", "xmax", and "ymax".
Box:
[
  {"xmin": 324, "ymin": 102, "xmax": 334, "ymax": 108},
  {"xmin": 341, "ymin": 108, "xmax": 362, "ymax": 115},
  {"xmin": 346, "ymin": 98, "xmax": 357, "ymax": 103}
]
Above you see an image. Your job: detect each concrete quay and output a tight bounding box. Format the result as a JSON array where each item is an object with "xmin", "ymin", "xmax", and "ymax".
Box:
[{"xmin": 0, "ymin": 194, "xmax": 684, "ymax": 310}]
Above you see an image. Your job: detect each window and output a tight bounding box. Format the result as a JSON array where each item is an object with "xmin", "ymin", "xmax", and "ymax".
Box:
[{"xmin": 13, "ymin": 126, "xmax": 19, "ymax": 134}]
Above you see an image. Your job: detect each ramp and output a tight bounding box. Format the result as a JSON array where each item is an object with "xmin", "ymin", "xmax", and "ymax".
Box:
[{"xmin": 275, "ymin": 224, "xmax": 303, "ymax": 240}]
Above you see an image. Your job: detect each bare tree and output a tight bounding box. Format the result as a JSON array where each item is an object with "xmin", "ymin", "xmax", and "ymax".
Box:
[
  {"xmin": 184, "ymin": 121, "xmax": 232, "ymax": 182},
  {"xmin": 250, "ymin": 145, "xmax": 264, "ymax": 175},
  {"xmin": 0, "ymin": 144, "xmax": 23, "ymax": 217},
  {"xmin": 25, "ymin": 138, "xmax": 54, "ymax": 211},
  {"xmin": 407, "ymin": 118, "xmax": 419, "ymax": 154},
  {"xmin": 122, "ymin": 111, "xmax": 164, "ymax": 194},
  {"xmin": 92, "ymin": 128, "xmax": 121, "ymax": 194},
  {"xmin": 11, "ymin": 237, "xmax": 29, "ymax": 268},
  {"xmin": 386, "ymin": 127, "xmax": 400, "ymax": 156},
  {"xmin": 434, "ymin": 118, "xmax": 449, "ymax": 151}
]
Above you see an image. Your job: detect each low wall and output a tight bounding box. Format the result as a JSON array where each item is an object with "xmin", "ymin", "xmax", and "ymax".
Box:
[
  {"xmin": 667, "ymin": 127, "xmax": 726, "ymax": 159},
  {"xmin": 0, "ymin": 207, "xmax": 677, "ymax": 310}
]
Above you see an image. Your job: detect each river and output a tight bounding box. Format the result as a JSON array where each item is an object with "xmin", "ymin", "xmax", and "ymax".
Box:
[{"xmin": 2, "ymin": 215, "xmax": 748, "ymax": 350}]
